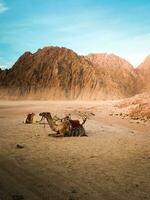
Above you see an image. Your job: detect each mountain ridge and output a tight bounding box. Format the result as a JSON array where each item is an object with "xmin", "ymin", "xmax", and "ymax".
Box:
[{"xmin": 0, "ymin": 46, "xmax": 149, "ymax": 100}]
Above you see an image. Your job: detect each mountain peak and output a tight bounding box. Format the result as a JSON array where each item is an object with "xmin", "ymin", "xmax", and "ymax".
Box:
[
  {"xmin": 86, "ymin": 53, "xmax": 134, "ymax": 71},
  {"xmin": 138, "ymin": 55, "xmax": 150, "ymax": 70}
]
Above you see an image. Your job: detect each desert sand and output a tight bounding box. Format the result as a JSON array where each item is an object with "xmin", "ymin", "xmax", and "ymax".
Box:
[{"xmin": 0, "ymin": 100, "xmax": 149, "ymax": 200}]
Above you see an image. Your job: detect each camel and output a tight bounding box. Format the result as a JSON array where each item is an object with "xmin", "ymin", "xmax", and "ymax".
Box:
[
  {"xmin": 62, "ymin": 114, "xmax": 87, "ymax": 127},
  {"xmin": 39, "ymin": 112, "xmax": 71, "ymax": 137},
  {"xmin": 62, "ymin": 114, "xmax": 87, "ymax": 137},
  {"xmin": 39, "ymin": 112, "xmax": 88, "ymax": 137},
  {"xmin": 25, "ymin": 113, "xmax": 35, "ymax": 124}
]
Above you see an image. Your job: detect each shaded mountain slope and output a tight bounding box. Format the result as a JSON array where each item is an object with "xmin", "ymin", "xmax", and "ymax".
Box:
[
  {"xmin": 0, "ymin": 47, "xmax": 98, "ymax": 99},
  {"xmin": 86, "ymin": 53, "xmax": 141, "ymax": 98},
  {"xmin": 136, "ymin": 55, "xmax": 150, "ymax": 92}
]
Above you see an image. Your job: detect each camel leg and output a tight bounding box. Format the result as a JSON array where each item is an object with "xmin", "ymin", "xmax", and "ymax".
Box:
[
  {"xmin": 53, "ymin": 134, "xmax": 64, "ymax": 137},
  {"xmin": 53, "ymin": 130, "xmax": 65, "ymax": 137},
  {"xmin": 81, "ymin": 133, "xmax": 88, "ymax": 137},
  {"xmin": 76, "ymin": 128, "xmax": 80, "ymax": 136},
  {"xmin": 80, "ymin": 127, "xmax": 88, "ymax": 137},
  {"xmin": 48, "ymin": 133, "xmax": 55, "ymax": 136},
  {"xmin": 73, "ymin": 128, "xmax": 78, "ymax": 137},
  {"xmin": 48, "ymin": 133, "xmax": 64, "ymax": 137},
  {"xmin": 48, "ymin": 131, "xmax": 61, "ymax": 137}
]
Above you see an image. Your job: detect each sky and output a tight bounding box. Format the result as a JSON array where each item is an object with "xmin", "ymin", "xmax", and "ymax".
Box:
[{"xmin": 0, "ymin": 0, "xmax": 150, "ymax": 69}]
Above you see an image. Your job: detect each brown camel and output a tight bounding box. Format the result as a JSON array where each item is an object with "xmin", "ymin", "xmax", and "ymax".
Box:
[
  {"xmin": 62, "ymin": 114, "xmax": 88, "ymax": 137},
  {"xmin": 62, "ymin": 114, "xmax": 87, "ymax": 127},
  {"xmin": 39, "ymin": 112, "xmax": 71, "ymax": 137},
  {"xmin": 25, "ymin": 113, "xmax": 35, "ymax": 124},
  {"xmin": 39, "ymin": 112, "xmax": 88, "ymax": 137}
]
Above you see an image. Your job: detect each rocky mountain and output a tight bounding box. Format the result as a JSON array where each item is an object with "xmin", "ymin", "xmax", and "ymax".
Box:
[
  {"xmin": 0, "ymin": 68, "xmax": 7, "ymax": 81},
  {"xmin": 0, "ymin": 46, "xmax": 144, "ymax": 100},
  {"xmin": 86, "ymin": 53, "xmax": 141, "ymax": 97},
  {"xmin": 0, "ymin": 47, "xmax": 99, "ymax": 100},
  {"xmin": 136, "ymin": 55, "xmax": 150, "ymax": 91}
]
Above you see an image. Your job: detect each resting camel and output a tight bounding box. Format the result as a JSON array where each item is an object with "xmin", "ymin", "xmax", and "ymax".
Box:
[
  {"xmin": 25, "ymin": 113, "xmax": 35, "ymax": 124},
  {"xmin": 63, "ymin": 114, "xmax": 87, "ymax": 127},
  {"xmin": 39, "ymin": 112, "xmax": 87, "ymax": 137},
  {"xmin": 39, "ymin": 112, "xmax": 71, "ymax": 137},
  {"xmin": 62, "ymin": 114, "xmax": 87, "ymax": 136}
]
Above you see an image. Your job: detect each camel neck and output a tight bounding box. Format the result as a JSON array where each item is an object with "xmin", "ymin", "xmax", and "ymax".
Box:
[{"xmin": 45, "ymin": 116, "xmax": 57, "ymax": 132}]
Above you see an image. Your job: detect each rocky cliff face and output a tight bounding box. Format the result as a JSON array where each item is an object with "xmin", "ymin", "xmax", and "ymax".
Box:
[
  {"xmin": 86, "ymin": 53, "xmax": 141, "ymax": 98},
  {"xmin": 0, "ymin": 68, "xmax": 8, "ymax": 82},
  {"xmin": 0, "ymin": 47, "xmax": 145, "ymax": 100},
  {"xmin": 136, "ymin": 55, "xmax": 150, "ymax": 91},
  {"xmin": 0, "ymin": 47, "xmax": 99, "ymax": 99}
]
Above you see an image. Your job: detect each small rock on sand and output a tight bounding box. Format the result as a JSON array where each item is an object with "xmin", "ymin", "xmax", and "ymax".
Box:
[{"xmin": 16, "ymin": 144, "xmax": 24, "ymax": 149}]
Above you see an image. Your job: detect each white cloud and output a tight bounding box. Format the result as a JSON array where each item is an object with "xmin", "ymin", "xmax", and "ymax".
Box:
[
  {"xmin": 0, "ymin": 3, "xmax": 8, "ymax": 14},
  {"xmin": 0, "ymin": 65, "xmax": 5, "ymax": 69}
]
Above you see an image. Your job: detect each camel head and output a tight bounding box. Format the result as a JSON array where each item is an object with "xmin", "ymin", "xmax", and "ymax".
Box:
[
  {"xmin": 31, "ymin": 112, "xmax": 35, "ymax": 117},
  {"xmin": 39, "ymin": 112, "xmax": 52, "ymax": 119},
  {"xmin": 62, "ymin": 113, "xmax": 71, "ymax": 122},
  {"xmin": 25, "ymin": 112, "xmax": 35, "ymax": 124},
  {"xmin": 27, "ymin": 112, "xmax": 35, "ymax": 116}
]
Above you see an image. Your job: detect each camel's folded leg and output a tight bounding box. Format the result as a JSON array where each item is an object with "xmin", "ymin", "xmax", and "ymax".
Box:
[
  {"xmin": 80, "ymin": 133, "xmax": 88, "ymax": 137},
  {"xmin": 52, "ymin": 134, "xmax": 64, "ymax": 137},
  {"xmin": 48, "ymin": 133, "xmax": 55, "ymax": 136},
  {"xmin": 48, "ymin": 131, "xmax": 64, "ymax": 137}
]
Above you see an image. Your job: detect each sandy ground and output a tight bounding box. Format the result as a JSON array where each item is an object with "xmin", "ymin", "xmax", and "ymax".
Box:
[{"xmin": 0, "ymin": 100, "xmax": 149, "ymax": 200}]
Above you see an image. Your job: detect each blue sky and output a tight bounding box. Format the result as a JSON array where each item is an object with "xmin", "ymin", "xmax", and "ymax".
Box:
[{"xmin": 0, "ymin": 0, "xmax": 150, "ymax": 69}]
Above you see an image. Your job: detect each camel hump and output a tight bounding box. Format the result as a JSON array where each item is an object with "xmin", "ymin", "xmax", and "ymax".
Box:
[{"xmin": 70, "ymin": 120, "xmax": 80, "ymax": 128}]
